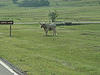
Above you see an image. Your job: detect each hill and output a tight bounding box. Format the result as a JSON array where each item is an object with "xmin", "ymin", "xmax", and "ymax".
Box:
[{"xmin": 0, "ymin": 0, "xmax": 100, "ymax": 7}]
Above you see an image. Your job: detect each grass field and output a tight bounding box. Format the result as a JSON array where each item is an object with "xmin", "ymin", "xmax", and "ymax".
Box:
[
  {"xmin": 0, "ymin": 6, "xmax": 100, "ymax": 23},
  {"xmin": 0, "ymin": 0, "xmax": 100, "ymax": 75},
  {"xmin": 0, "ymin": 24, "xmax": 100, "ymax": 75}
]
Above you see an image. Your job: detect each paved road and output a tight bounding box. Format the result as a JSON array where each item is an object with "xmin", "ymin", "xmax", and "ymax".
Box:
[
  {"xmin": 0, "ymin": 64, "xmax": 15, "ymax": 75},
  {"xmin": 14, "ymin": 22, "xmax": 100, "ymax": 25},
  {"xmin": 0, "ymin": 58, "xmax": 25, "ymax": 75},
  {"xmin": 0, "ymin": 60, "xmax": 18, "ymax": 75}
]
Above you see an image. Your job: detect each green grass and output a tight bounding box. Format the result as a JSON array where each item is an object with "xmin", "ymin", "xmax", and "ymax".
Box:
[
  {"xmin": 0, "ymin": 24, "xmax": 100, "ymax": 75},
  {"xmin": 49, "ymin": 0, "xmax": 100, "ymax": 7},
  {"xmin": 0, "ymin": 6, "xmax": 100, "ymax": 23},
  {"xmin": 0, "ymin": 0, "xmax": 100, "ymax": 23}
]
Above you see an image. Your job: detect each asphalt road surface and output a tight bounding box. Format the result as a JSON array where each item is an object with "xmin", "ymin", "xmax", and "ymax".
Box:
[
  {"xmin": 0, "ymin": 60, "xmax": 18, "ymax": 75},
  {"xmin": 0, "ymin": 58, "xmax": 25, "ymax": 75},
  {"xmin": 0, "ymin": 64, "xmax": 14, "ymax": 75}
]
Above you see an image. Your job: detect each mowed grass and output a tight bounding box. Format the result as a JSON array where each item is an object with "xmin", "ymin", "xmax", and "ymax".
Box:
[{"xmin": 0, "ymin": 24, "xmax": 100, "ymax": 75}]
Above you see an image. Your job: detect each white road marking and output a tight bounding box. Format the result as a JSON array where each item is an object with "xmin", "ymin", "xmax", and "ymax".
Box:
[{"xmin": 0, "ymin": 60, "xmax": 18, "ymax": 75}]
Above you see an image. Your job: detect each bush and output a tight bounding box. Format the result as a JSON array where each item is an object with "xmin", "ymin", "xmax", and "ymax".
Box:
[
  {"xmin": 48, "ymin": 10, "xmax": 58, "ymax": 22},
  {"xmin": 13, "ymin": 0, "xmax": 50, "ymax": 7}
]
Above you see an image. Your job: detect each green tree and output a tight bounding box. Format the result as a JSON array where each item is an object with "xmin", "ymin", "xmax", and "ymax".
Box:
[{"xmin": 48, "ymin": 10, "xmax": 58, "ymax": 22}]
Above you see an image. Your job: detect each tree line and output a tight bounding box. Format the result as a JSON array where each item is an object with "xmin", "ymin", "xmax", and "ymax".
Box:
[{"xmin": 12, "ymin": 0, "xmax": 50, "ymax": 7}]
